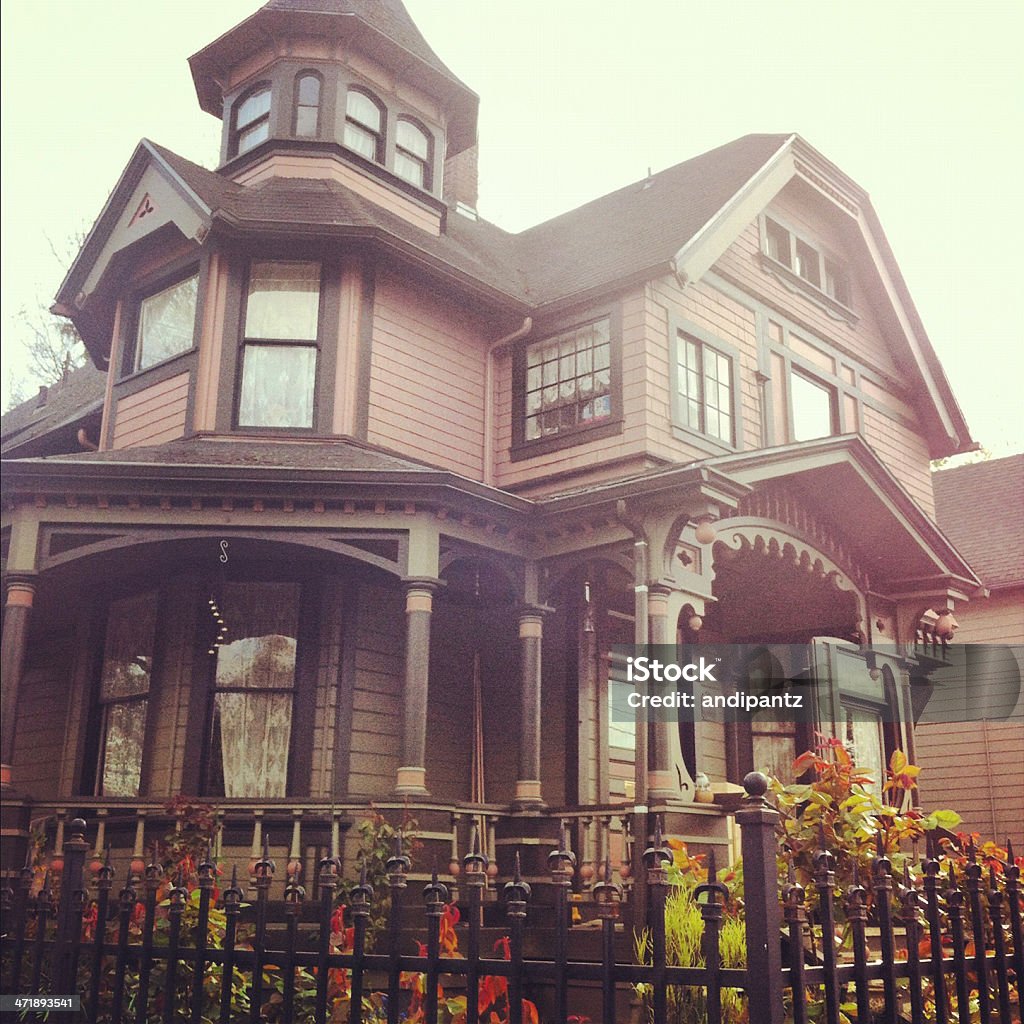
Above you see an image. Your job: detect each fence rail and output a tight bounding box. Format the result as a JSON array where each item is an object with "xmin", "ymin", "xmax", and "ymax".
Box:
[{"xmin": 2, "ymin": 774, "xmax": 1021, "ymax": 1024}]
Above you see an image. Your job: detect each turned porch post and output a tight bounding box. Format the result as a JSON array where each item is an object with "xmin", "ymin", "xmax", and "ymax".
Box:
[
  {"xmin": 514, "ymin": 605, "xmax": 546, "ymax": 808},
  {"xmin": 395, "ymin": 578, "xmax": 440, "ymax": 797},
  {"xmin": 0, "ymin": 574, "xmax": 36, "ymax": 787},
  {"xmin": 646, "ymin": 584, "xmax": 677, "ymax": 800}
]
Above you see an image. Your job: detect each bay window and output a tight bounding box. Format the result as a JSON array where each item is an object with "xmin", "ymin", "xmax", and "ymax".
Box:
[
  {"xmin": 395, "ymin": 118, "xmax": 432, "ymax": 188},
  {"xmin": 237, "ymin": 260, "xmax": 321, "ymax": 429},
  {"xmin": 344, "ymin": 88, "xmax": 385, "ymax": 163},
  {"xmin": 231, "ymin": 85, "xmax": 271, "ymax": 157},
  {"xmin": 133, "ymin": 273, "xmax": 198, "ymax": 372}
]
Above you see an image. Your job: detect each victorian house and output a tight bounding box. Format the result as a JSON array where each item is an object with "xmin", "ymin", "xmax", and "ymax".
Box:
[{"xmin": 1, "ymin": 0, "xmax": 984, "ymax": 892}]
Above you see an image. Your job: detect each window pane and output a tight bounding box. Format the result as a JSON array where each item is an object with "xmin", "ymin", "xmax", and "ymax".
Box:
[
  {"xmin": 790, "ymin": 371, "xmax": 835, "ymax": 441},
  {"xmin": 824, "ymin": 259, "xmax": 851, "ymax": 305},
  {"xmin": 236, "ymin": 87, "xmax": 270, "ymax": 129},
  {"xmin": 795, "ymin": 239, "xmax": 821, "ymax": 286},
  {"xmin": 215, "ymin": 582, "xmax": 299, "ymax": 691},
  {"xmin": 765, "ymin": 219, "xmax": 791, "ymax": 265},
  {"xmin": 297, "ymin": 74, "xmax": 320, "ymax": 106},
  {"xmin": 395, "ymin": 151, "xmax": 426, "ymax": 187},
  {"xmin": 344, "ymin": 122, "xmax": 379, "ymax": 161},
  {"xmin": 245, "ymin": 260, "xmax": 320, "ymax": 341},
  {"xmin": 239, "ymin": 344, "xmax": 316, "ymax": 428},
  {"xmin": 397, "ymin": 120, "xmax": 429, "ymax": 159},
  {"xmin": 296, "ymin": 105, "xmax": 318, "ymax": 137},
  {"xmin": 238, "ymin": 120, "xmax": 269, "ymax": 155},
  {"xmin": 100, "ymin": 592, "xmax": 158, "ymax": 700},
  {"xmin": 136, "ymin": 275, "xmax": 198, "ymax": 371},
  {"xmin": 101, "ymin": 700, "xmax": 148, "ymax": 797},
  {"xmin": 212, "ymin": 692, "xmax": 293, "ymax": 798},
  {"xmin": 844, "ymin": 706, "xmax": 883, "ymax": 797},
  {"xmin": 346, "ymin": 90, "xmax": 381, "ymax": 131}
]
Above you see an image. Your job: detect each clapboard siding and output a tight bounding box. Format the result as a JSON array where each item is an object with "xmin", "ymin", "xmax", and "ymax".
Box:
[
  {"xmin": 367, "ymin": 272, "xmax": 488, "ymax": 478},
  {"xmin": 347, "ymin": 583, "xmax": 403, "ymax": 797},
  {"xmin": 111, "ymin": 372, "xmax": 189, "ymax": 449},
  {"xmin": 916, "ymin": 588, "xmax": 1024, "ymax": 848}
]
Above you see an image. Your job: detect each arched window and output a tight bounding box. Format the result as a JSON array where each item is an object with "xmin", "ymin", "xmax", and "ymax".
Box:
[
  {"xmin": 344, "ymin": 87, "xmax": 385, "ymax": 163},
  {"xmin": 232, "ymin": 84, "xmax": 271, "ymax": 156},
  {"xmin": 293, "ymin": 72, "xmax": 321, "ymax": 137},
  {"xmin": 395, "ymin": 117, "xmax": 432, "ymax": 188}
]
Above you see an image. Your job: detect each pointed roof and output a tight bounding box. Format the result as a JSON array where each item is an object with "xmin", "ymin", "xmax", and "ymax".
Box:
[{"xmin": 189, "ymin": 0, "xmax": 478, "ymax": 154}]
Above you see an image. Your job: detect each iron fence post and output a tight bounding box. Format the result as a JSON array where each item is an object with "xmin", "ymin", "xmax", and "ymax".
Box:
[
  {"xmin": 53, "ymin": 816, "xmax": 88, "ymax": 995},
  {"xmin": 736, "ymin": 771, "xmax": 783, "ymax": 1024}
]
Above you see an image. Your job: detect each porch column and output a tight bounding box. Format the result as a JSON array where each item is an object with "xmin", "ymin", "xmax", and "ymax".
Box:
[
  {"xmin": 647, "ymin": 584, "xmax": 677, "ymax": 800},
  {"xmin": 515, "ymin": 605, "xmax": 545, "ymax": 808},
  {"xmin": 0, "ymin": 575, "xmax": 36, "ymax": 787},
  {"xmin": 395, "ymin": 578, "xmax": 440, "ymax": 797}
]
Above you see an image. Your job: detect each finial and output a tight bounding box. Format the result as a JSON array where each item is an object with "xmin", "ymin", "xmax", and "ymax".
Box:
[{"xmin": 743, "ymin": 771, "xmax": 769, "ymax": 799}]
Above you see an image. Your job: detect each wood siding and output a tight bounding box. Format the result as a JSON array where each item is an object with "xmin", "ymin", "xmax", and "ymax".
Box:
[
  {"xmin": 915, "ymin": 588, "xmax": 1024, "ymax": 847},
  {"xmin": 111, "ymin": 372, "xmax": 189, "ymax": 449},
  {"xmin": 367, "ymin": 271, "xmax": 489, "ymax": 478},
  {"xmin": 347, "ymin": 582, "xmax": 404, "ymax": 798}
]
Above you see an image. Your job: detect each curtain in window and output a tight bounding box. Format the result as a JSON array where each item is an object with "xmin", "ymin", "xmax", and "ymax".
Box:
[{"xmin": 210, "ymin": 583, "xmax": 299, "ymax": 798}]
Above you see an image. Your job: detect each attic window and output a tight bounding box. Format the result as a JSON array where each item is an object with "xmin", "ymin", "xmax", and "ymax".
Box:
[
  {"xmin": 232, "ymin": 85, "xmax": 271, "ymax": 157},
  {"xmin": 761, "ymin": 215, "xmax": 854, "ymax": 313}
]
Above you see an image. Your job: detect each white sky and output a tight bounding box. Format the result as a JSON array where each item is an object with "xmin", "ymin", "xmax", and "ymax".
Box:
[{"xmin": 1, "ymin": 0, "xmax": 1022, "ymax": 458}]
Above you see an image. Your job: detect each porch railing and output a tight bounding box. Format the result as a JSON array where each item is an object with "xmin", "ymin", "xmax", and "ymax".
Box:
[{"xmin": 2, "ymin": 773, "xmax": 1021, "ymax": 1024}]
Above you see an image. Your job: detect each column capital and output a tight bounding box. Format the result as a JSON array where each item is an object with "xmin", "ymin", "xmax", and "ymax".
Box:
[
  {"xmin": 5, "ymin": 573, "xmax": 38, "ymax": 606},
  {"xmin": 401, "ymin": 576, "xmax": 444, "ymax": 594}
]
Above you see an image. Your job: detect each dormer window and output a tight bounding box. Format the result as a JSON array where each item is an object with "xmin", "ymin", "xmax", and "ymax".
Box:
[
  {"xmin": 761, "ymin": 215, "xmax": 853, "ymax": 314},
  {"xmin": 344, "ymin": 88, "xmax": 385, "ymax": 163},
  {"xmin": 232, "ymin": 84, "xmax": 271, "ymax": 156},
  {"xmin": 395, "ymin": 118, "xmax": 432, "ymax": 189},
  {"xmin": 293, "ymin": 72, "xmax": 321, "ymax": 137}
]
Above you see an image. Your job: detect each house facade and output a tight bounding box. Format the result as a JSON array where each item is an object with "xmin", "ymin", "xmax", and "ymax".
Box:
[{"xmin": 0, "ymin": 0, "xmax": 984, "ymax": 893}]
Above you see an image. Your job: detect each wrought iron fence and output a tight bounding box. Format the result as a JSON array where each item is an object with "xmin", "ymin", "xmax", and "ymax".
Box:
[{"xmin": 1, "ymin": 774, "xmax": 1021, "ymax": 1024}]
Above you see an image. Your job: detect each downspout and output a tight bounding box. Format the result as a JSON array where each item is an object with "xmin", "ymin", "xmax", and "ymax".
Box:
[{"xmin": 482, "ymin": 317, "xmax": 532, "ymax": 487}]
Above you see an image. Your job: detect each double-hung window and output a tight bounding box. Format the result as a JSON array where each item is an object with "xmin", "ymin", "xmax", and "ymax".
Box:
[
  {"xmin": 293, "ymin": 72, "xmax": 321, "ymax": 137},
  {"xmin": 232, "ymin": 85, "xmax": 271, "ymax": 157},
  {"xmin": 676, "ymin": 330, "xmax": 735, "ymax": 445},
  {"xmin": 237, "ymin": 260, "xmax": 321, "ymax": 429},
  {"xmin": 344, "ymin": 88, "xmax": 385, "ymax": 163},
  {"xmin": 790, "ymin": 368, "xmax": 837, "ymax": 441},
  {"xmin": 95, "ymin": 591, "xmax": 158, "ymax": 797},
  {"xmin": 395, "ymin": 118, "xmax": 431, "ymax": 188}
]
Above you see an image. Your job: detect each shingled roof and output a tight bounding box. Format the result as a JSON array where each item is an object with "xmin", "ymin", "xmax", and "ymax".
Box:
[{"xmin": 933, "ymin": 454, "xmax": 1024, "ymax": 590}]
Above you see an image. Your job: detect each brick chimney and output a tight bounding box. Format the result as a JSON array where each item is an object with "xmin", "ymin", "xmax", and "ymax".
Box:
[{"xmin": 443, "ymin": 144, "xmax": 479, "ymax": 216}]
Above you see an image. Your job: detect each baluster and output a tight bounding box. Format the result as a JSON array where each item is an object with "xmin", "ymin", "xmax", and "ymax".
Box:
[
  {"xmin": 162, "ymin": 875, "xmax": 187, "ymax": 1024},
  {"xmin": 643, "ymin": 818, "xmax": 672, "ymax": 1024},
  {"xmin": 782, "ymin": 862, "xmax": 807, "ymax": 1024},
  {"xmin": 945, "ymin": 861, "xmax": 972, "ymax": 1024},
  {"xmin": 872, "ymin": 833, "xmax": 899, "ymax": 1023},
  {"xmin": 594, "ymin": 850, "xmax": 623, "ymax": 1024},
  {"xmin": 986, "ymin": 864, "xmax": 1013, "ymax": 1024},
  {"xmin": 964, "ymin": 841, "xmax": 992, "ymax": 1024},
  {"xmin": 190, "ymin": 844, "xmax": 216, "ymax": 1024},
  {"xmin": 813, "ymin": 834, "xmax": 841, "ymax": 1024},
  {"xmin": 54, "ymin": 809, "xmax": 67, "ymax": 852},
  {"xmin": 423, "ymin": 868, "xmax": 449, "ymax": 1024},
  {"xmin": 214, "ymin": 809, "xmax": 225, "ymax": 860},
  {"xmin": 697, "ymin": 849, "xmax": 729, "ymax": 1024},
  {"xmin": 249, "ymin": 811, "xmax": 264, "ymax": 892},
  {"xmin": 844, "ymin": 865, "xmax": 870, "ymax": 1024},
  {"xmin": 898, "ymin": 864, "xmax": 924, "ymax": 1024},
  {"xmin": 249, "ymin": 835, "xmax": 275, "ymax": 1024},
  {"xmin": 547, "ymin": 820, "xmax": 576, "ymax": 1024},
  {"xmin": 580, "ymin": 815, "xmax": 594, "ymax": 890},
  {"xmin": 90, "ymin": 850, "xmax": 115, "ymax": 1023},
  {"xmin": 448, "ymin": 812, "xmax": 462, "ymax": 905},
  {"xmin": 386, "ymin": 832, "xmax": 411, "ymax": 1024},
  {"xmin": 923, "ymin": 836, "xmax": 950, "ymax": 1024},
  {"xmin": 503, "ymin": 851, "xmax": 530, "ymax": 1024},
  {"xmin": 348, "ymin": 863, "xmax": 373, "ymax": 1024},
  {"xmin": 289, "ymin": 809, "xmax": 303, "ymax": 877},
  {"xmin": 465, "ymin": 825, "xmax": 490, "ymax": 1024},
  {"xmin": 487, "ymin": 817, "xmax": 499, "ymax": 890},
  {"xmin": 93, "ymin": 809, "xmax": 107, "ymax": 860},
  {"xmin": 281, "ymin": 862, "xmax": 305, "ymax": 1024},
  {"xmin": 29, "ymin": 871, "xmax": 53, "ymax": 996},
  {"xmin": 221, "ymin": 867, "xmax": 244, "ymax": 1024},
  {"xmin": 132, "ymin": 809, "xmax": 146, "ymax": 863},
  {"xmin": 136, "ymin": 849, "xmax": 161, "ymax": 1024},
  {"xmin": 110, "ymin": 868, "xmax": 137, "ymax": 1024},
  {"xmin": 1005, "ymin": 840, "xmax": 1023, "ymax": 1016}
]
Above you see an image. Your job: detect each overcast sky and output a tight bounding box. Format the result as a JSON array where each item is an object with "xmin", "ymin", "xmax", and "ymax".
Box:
[{"xmin": 2, "ymin": 0, "xmax": 1021, "ymax": 459}]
